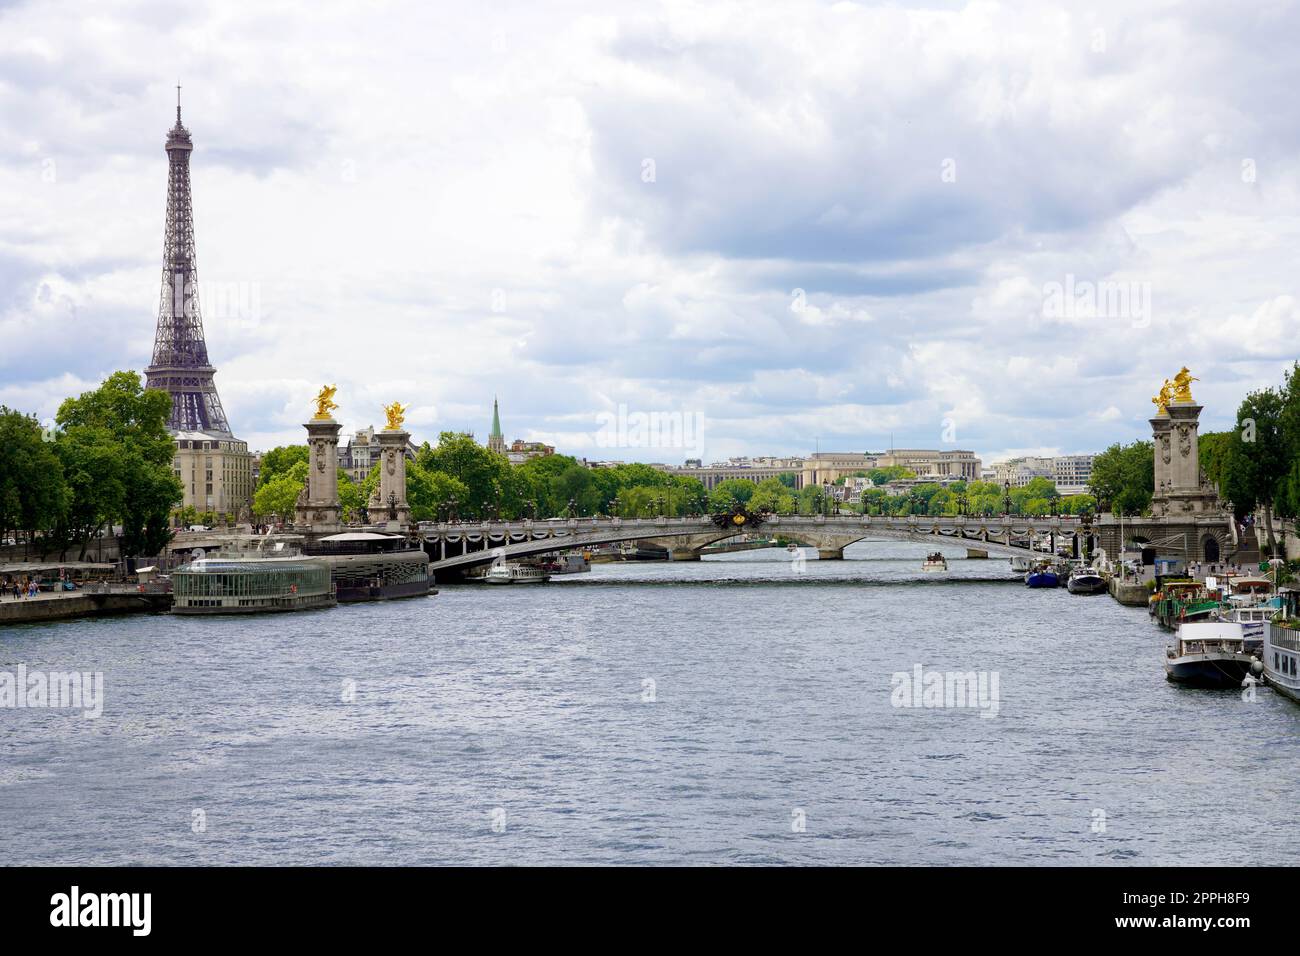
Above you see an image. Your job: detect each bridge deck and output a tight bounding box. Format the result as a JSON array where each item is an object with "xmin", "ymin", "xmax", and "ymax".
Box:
[{"xmin": 417, "ymin": 514, "xmax": 1097, "ymax": 575}]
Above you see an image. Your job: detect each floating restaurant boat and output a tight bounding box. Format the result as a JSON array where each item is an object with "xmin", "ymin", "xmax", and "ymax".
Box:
[
  {"xmin": 302, "ymin": 531, "xmax": 432, "ymax": 602},
  {"xmin": 1263, "ymin": 587, "xmax": 1300, "ymax": 704},
  {"xmin": 1165, "ymin": 620, "xmax": 1257, "ymax": 688},
  {"xmin": 1024, "ymin": 564, "xmax": 1058, "ymax": 588},
  {"xmin": 483, "ymin": 563, "xmax": 549, "ymax": 585},
  {"xmin": 171, "ymin": 547, "xmax": 336, "ymax": 614},
  {"xmin": 1066, "ymin": 566, "xmax": 1107, "ymax": 595},
  {"xmin": 921, "ymin": 552, "xmax": 948, "ymax": 572}
]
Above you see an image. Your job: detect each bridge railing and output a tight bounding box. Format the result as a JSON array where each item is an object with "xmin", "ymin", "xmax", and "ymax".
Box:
[{"xmin": 414, "ymin": 513, "xmax": 1087, "ymax": 537}]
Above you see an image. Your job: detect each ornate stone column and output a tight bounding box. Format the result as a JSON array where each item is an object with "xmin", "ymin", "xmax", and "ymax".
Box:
[
  {"xmin": 1149, "ymin": 408, "xmax": 1173, "ymax": 503},
  {"xmin": 368, "ymin": 402, "xmax": 411, "ymax": 529},
  {"xmin": 1165, "ymin": 399, "xmax": 1203, "ymax": 494},
  {"xmin": 295, "ymin": 387, "xmax": 343, "ymax": 531}
]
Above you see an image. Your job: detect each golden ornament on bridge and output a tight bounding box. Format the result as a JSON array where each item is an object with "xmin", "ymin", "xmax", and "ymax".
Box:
[
  {"xmin": 312, "ymin": 384, "xmax": 339, "ymax": 420},
  {"xmin": 383, "ymin": 401, "xmax": 407, "ymax": 431},
  {"xmin": 1151, "ymin": 379, "xmax": 1174, "ymax": 415},
  {"xmin": 1172, "ymin": 366, "xmax": 1198, "ymax": 403}
]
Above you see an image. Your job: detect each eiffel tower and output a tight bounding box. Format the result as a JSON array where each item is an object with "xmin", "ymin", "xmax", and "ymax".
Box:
[{"xmin": 144, "ymin": 88, "xmax": 233, "ymax": 437}]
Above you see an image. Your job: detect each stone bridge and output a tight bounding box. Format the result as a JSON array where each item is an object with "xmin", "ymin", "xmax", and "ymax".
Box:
[{"xmin": 416, "ymin": 514, "xmax": 1099, "ymax": 580}]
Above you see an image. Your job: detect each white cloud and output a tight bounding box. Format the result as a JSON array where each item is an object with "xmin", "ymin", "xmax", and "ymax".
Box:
[{"xmin": 0, "ymin": 0, "xmax": 1298, "ymax": 463}]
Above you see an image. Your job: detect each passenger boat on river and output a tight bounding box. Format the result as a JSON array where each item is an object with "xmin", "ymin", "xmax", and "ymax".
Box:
[
  {"xmin": 1151, "ymin": 580, "xmax": 1219, "ymax": 629},
  {"xmin": 1165, "ymin": 620, "xmax": 1257, "ymax": 688},
  {"xmin": 1066, "ymin": 566, "xmax": 1107, "ymax": 595},
  {"xmin": 1263, "ymin": 587, "xmax": 1300, "ymax": 704},
  {"xmin": 302, "ymin": 532, "xmax": 432, "ymax": 602},
  {"xmin": 172, "ymin": 541, "xmax": 335, "ymax": 614}
]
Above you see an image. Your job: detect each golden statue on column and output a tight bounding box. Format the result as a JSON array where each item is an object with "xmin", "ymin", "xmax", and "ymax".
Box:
[
  {"xmin": 1172, "ymin": 367, "xmax": 1198, "ymax": 403},
  {"xmin": 383, "ymin": 401, "xmax": 407, "ymax": 431},
  {"xmin": 312, "ymin": 385, "xmax": 339, "ymax": 420}
]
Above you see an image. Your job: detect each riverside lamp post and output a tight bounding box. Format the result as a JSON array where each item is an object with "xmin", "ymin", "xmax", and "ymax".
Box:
[{"xmin": 1003, "ymin": 481, "xmax": 1013, "ymax": 517}]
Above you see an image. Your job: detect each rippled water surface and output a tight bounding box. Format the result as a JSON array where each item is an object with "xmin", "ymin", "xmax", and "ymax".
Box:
[{"xmin": 2, "ymin": 541, "xmax": 1295, "ymax": 865}]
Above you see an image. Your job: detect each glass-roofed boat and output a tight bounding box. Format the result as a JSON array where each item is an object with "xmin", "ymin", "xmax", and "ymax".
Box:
[{"xmin": 171, "ymin": 541, "xmax": 336, "ymax": 614}]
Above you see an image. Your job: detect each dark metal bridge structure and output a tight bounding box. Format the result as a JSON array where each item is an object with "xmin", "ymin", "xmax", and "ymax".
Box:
[{"xmin": 416, "ymin": 513, "xmax": 1100, "ymax": 581}]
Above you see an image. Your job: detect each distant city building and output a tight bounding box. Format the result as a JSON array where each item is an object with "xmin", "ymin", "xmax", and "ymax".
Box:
[
  {"xmin": 872, "ymin": 449, "xmax": 982, "ymax": 481},
  {"xmin": 800, "ymin": 452, "xmax": 875, "ymax": 488},
  {"xmin": 1052, "ymin": 454, "xmax": 1094, "ymax": 495},
  {"xmin": 338, "ymin": 426, "xmax": 377, "ymax": 484},
  {"xmin": 507, "ymin": 439, "xmax": 555, "ymax": 465},
  {"xmin": 993, "ymin": 456, "xmax": 1054, "ymax": 487},
  {"xmin": 338, "ymin": 426, "xmax": 417, "ymax": 483},
  {"xmin": 801, "ymin": 449, "xmax": 982, "ymax": 488},
  {"xmin": 144, "ymin": 96, "xmax": 253, "ymax": 516},
  {"xmin": 486, "ymin": 397, "xmax": 507, "ymax": 455},
  {"xmin": 660, "ymin": 456, "xmax": 804, "ymax": 490},
  {"xmin": 990, "ymin": 454, "xmax": 1094, "ymax": 495}
]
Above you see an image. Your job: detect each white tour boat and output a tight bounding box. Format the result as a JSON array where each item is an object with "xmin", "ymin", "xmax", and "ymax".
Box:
[
  {"xmin": 1165, "ymin": 619, "xmax": 1257, "ymax": 689},
  {"xmin": 921, "ymin": 552, "xmax": 948, "ymax": 573},
  {"xmin": 484, "ymin": 563, "xmax": 550, "ymax": 585}
]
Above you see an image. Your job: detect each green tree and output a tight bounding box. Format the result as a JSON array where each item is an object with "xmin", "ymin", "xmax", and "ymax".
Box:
[
  {"xmin": 418, "ymin": 432, "xmax": 511, "ymax": 518},
  {"xmin": 550, "ymin": 463, "xmax": 600, "ymax": 516},
  {"xmin": 257, "ymin": 445, "xmax": 310, "ymax": 487},
  {"xmin": 56, "ymin": 372, "xmax": 181, "ymax": 558},
  {"xmin": 869, "ymin": 465, "xmax": 916, "ymax": 485},
  {"xmin": 0, "ymin": 407, "xmax": 69, "ymax": 552},
  {"xmin": 1198, "ymin": 430, "xmax": 1233, "ymax": 492},
  {"xmin": 797, "ymin": 485, "xmax": 829, "ymax": 515},
  {"xmin": 1225, "ymin": 387, "xmax": 1287, "ymax": 554},
  {"xmin": 750, "ymin": 477, "xmax": 797, "ymax": 514},
  {"xmin": 52, "ymin": 424, "xmax": 124, "ymax": 558},
  {"xmin": 338, "ymin": 471, "xmax": 364, "ymax": 522},
  {"xmin": 406, "ymin": 466, "xmax": 471, "ymax": 521},
  {"xmin": 708, "ymin": 478, "xmax": 757, "ymax": 511},
  {"xmin": 1089, "ymin": 441, "xmax": 1154, "ymax": 516},
  {"xmin": 254, "ymin": 461, "xmax": 308, "ymax": 521}
]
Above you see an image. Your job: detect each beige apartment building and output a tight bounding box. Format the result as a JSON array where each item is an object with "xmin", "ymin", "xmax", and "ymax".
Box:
[{"xmin": 173, "ymin": 431, "xmax": 255, "ymax": 517}]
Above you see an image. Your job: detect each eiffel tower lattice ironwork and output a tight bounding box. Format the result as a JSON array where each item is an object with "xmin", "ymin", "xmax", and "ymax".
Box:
[{"xmin": 144, "ymin": 88, "xmax": 233, "ymax": 436}]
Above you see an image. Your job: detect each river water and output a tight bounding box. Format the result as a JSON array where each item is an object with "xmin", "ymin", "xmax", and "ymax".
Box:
[{"xmin": 1, "ymin": 540, "xmax": 1294, "ymax": 865}]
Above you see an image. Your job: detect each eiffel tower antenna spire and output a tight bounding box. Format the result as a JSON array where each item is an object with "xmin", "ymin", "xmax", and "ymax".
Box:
[{"xmin": 144, "ymin": 93, "xmax": 234, "ymax": 436}]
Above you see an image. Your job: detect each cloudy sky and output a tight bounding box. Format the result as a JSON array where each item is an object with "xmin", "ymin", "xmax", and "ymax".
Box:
[{"xmin": 1, "ymin": 0, "xmax": 1297, "ymax": 466}]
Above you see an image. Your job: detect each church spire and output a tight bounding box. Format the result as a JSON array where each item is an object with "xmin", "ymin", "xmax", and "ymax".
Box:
[{"xmin": 487, "ymin": 397, "xmax": 506, "ymax": 455}]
